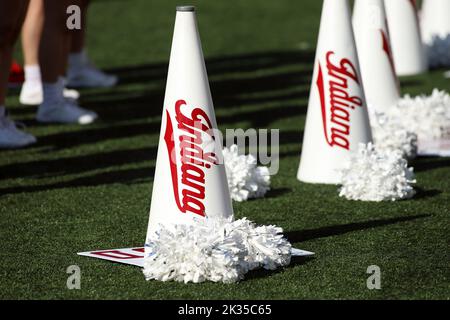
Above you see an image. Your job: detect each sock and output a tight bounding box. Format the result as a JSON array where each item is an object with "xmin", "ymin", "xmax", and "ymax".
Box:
[
  {"xmin": 68, "ymin": 49, "xmax": 88, "ymax": 70},
  {"xmin": 59, "ymin": 76, "xmax": 71, "ymax": 89},
  {"xmin": 24, "ymin": 65, "xmax": 42, "ymax": 86},
  {"xmin": 0, "ymin": 105, "xmax": 6, "ymax": 119},
  {"xmin": 40, "ymin": 79, "xmax": 64, "ymax": 109}
]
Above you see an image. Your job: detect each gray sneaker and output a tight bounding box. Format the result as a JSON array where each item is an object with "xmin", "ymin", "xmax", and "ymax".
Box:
[
  {"xmin": 37, "ymin": 101, "xmax": 98, "ymax": 125},
  {"xmin": 0, "ymin": 116, "xmax": 36, "ymax": 149}
]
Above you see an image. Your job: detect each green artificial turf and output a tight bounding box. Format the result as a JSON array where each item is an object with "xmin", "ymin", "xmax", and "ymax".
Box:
[{"xmin": 1, "ymin": 0, "xmax": 449, "ymax": 299}]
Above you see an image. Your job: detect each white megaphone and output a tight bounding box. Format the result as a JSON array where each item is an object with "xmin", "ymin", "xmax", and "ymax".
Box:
[
  {"xmin": 145, "ymin": 6, "xmax": 233, "ymax": 239},
  {"xmin": 384, "ymin": 0, "xmax": 428, "ymax": 76},
  {"xmin": 353, "ymin": 0, "xmax": 400, "ymax": 112},
  {"xmin": 421, "ymin": 0, "xmax": 450, "ymax": 44},
  {"xmin": 297, "ymin": 0, "xmax": 373, "ymax": 184}
]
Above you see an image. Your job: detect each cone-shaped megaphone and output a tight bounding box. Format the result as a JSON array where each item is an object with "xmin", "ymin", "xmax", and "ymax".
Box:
[
  {"xmin": 297, "ymin": 0, "xmax": 372, "ymax": 184},
  {"xmin": 384, "ymin": 0, "xmax": 427, "ymax": 76},
  {"xmin": 421, "ymin": 0, "xmax": 450, "ymax": 44},
  {"xmin": 145, "ymin": 6, "xmax": 233, "ymax": 240},
  {"xmin": 353, "ymin": 0, "xmax": 400, "ymax": 112}
]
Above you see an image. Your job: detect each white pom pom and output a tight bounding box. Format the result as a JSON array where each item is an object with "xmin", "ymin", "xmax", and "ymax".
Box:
[
  {"xmin": 369, "ymin": 111, "xmax": 418, "ymax": 159},
  {"xmin": 427, "ymin": 35, "xmax": 450, "ymax": 68},
  {"xmin": 339, "ymin": 143, "xmax": 416, "ymax": 202},
  {"xmin": 143, "ymin": 217, "xmax": 291, "ymax": 283},
  {"xmin": 224, "ymin": 218, "xmax": 291, "ymax": 271},
  {"xmin": 222, "ymin": 144, "xmax": 271, "ymax": 202},
  {"xmin": 385, "ymin": 89, "xmax": 450, "ymax": 142}
]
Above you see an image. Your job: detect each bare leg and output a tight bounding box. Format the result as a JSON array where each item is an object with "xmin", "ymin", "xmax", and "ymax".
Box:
[
  {"xmin": 39, "ymin": 0, "xmax": 73, "ymax": 83},
  {"xmin": 0, "ymin": 0, "xmax": 29, "ymax": 105},
  {"xmin": 19, "ymin": 0, "xmax": 45, "ymax": 105},
  {"xmin": 66, "ymin": 0, "xmax": 117, "ymax": 88},
  {"xmin": 37, "ymin": 0, "xmax": 97, "ymax": 125},
  {"xmin": 70, "ymin": 0, "xmax": 89, "ymax": 54},
  {"xmin": 21, "ymin": 0, "xmax": 44, "ymax": 67},
  {"xmin": 20, "ymin": 0, "xmax": 81, "ymax": 105},
  {"xmin": 0, "ymin": 46, "xmax": 13, "ymax": 106},
  {"xmin": 0, "ymin": 0, "xmax": 36, "ymax": 149}
]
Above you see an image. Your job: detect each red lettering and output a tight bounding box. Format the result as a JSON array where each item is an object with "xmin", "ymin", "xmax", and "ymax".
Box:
[
  {"xmin": 164, "ymin": 100, "xmax": 218, "ymax": 217},
  {"xmin": 317, "ymin": 51, "xmax": 363, "ymax": 150}
]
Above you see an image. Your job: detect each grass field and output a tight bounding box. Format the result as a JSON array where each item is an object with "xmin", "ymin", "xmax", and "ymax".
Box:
[{"xmin": 1, "ymin": 0, "xmax": 449, "ymax": 299}]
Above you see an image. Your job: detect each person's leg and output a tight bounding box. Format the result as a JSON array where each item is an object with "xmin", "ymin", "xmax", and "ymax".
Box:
[
  {"xmin": 39, "ymin": 0, "xmax": 70, "ymax": 84},
  {"xmin": 0, "ymin": 1, "xmax": 28, "ymax": 105},
  {"xmin": 67, "ymin": 0, "xmax": 118, "ymax": 88},
  {"xmin": 21, "ymin": 0, "xmax": 43, "ymax": 68},
  {"xmin": 20, "ymin": 0, "xmax": 79, "ymax": 105},
  {"xmin": 37, "ymin": 0, "xmax": 97, "ymax": 125},
  {"xmin": 0, "ymin": 0, "xmax": 36, "ymax": 148},
  {"xmin": 69, "ymin": 0, "xmax": 89, "ymax": 54},
  {"xmin": 19, "ymin": 0, "xmax": 44, "ymax": 105}
]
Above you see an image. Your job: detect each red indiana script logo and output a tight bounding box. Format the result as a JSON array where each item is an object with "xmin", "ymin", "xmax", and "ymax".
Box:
[
  {"xmin": 316, "ymin": 51, "xmax": 363, "ymax": 150},
  {"xmin": 164, "ymin": 99, "xmax": 218, "ymax": 217}
]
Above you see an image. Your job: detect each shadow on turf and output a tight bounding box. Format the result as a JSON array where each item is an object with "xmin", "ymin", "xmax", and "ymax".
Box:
[
  {"xmin": 85, "ymin": 50, "xmax": 313, "ymax": 125},
  {"xmin": 14, "ymin": 103, "xmax": 306, "ymax": 151},
  {"xmin": 244, "ymin": 214, "xmax": 431, "ymax": 281},
  {"xmin": 0, "ymin": 166, "xmax": 155, "ymax": 196},
  {"xmin": 263, "ymin": 188, "xmax": 292, "ymax": 199},
  {"xmin": 9, "ymin": 50, "xmax": 312, "ymax": 150},
  {"xmin": 245, "ymin": 255, "xmax": 315, "ymax": 281},
  {"xmin": 284, "ymin": 214, "xmax": 431, "ymax": 243},
  {"xmin": 412, "ymin": 157, "xmax": 450, "ymax": 172},
  {"xmin": 0, "ymin": 130, "xmax": 302, "ymax": 195},
  {"xmin": 413, "ymin": 187, "xmax": 442, "ymax": 199},
  {"xmin": 104, "ymin": 50, "xmax": 314, "ymax": 87},
  {"xmin": 1, "ymin": 50, "xmax": 314, "ymax": 194},
  {"xmin": 0, "ymin": 128, "xmax": 302, "ymax": 181},
  {"xmin": 0, "ymin": 146, "xmax": 157, "ymax": 180}
]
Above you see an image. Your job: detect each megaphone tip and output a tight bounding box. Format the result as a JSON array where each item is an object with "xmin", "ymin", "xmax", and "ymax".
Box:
[{"xmin": 176, "ymin": 5, "xmax": 195, "ymax": 12}]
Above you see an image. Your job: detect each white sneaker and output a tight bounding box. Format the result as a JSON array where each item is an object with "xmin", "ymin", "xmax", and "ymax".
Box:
[
  {"xmin": 20, "ymin": 83, "xmax": 80, "ymax": 105},
  {"xmin": 67, "ymin": 65, "xmax": 118, "ymax": 88},
  {"xmin": 19, "ymin": 82, "xmax": 42, "ymax": 105},
  {"xmin": 445, "ymin": 70, "xmax": 450, "ymax": 78},
  {"xmin": 37, "ymin": 101, "xmax": 98, "ymax": 125},
  {"xmin": 63, "ymin": 88, "xmax": 80, "ymax": 100},
  {"xmin": 0, "ymin": 116, "xmax": 37, "ymax": 149}
]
